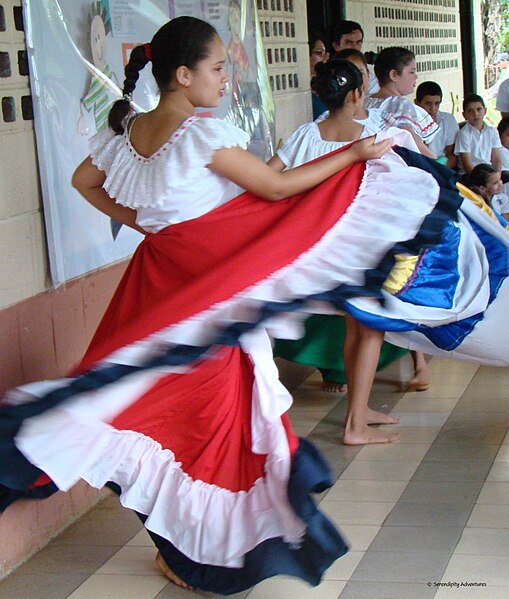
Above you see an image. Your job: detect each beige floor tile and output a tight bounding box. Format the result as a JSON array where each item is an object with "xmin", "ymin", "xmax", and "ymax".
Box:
[
  {"xmin": 455, "ymin": 528, "xmax": 509, "ymax": 555},
  {"xmin": 487, "ymin": 462, "xmax": 509, "ymax": 482},
  {"xmin": 325, "ymin": 480, "xmax": 407, "ymax": 503},
  {"xmin": 427, "ymin": 358, "xmax": 478, "ymax": 375},
  {"xmin": 395, "ymin": 396, "xmax": 459, "ymax": 412},
  {"xmin": 495, "ymin": 446, "xmax": 509, "ymax": 462},
  {"xmin": 319, "ymin": 500, "xmax": 394, "ymax": 526},
  {"xmin": 247, "ymin": 578, "xmax": 345, "ymax": 598},
  {"xmin": 503, "ymin": 431, "xmax": 509, "ymax": 445},
  {"xmin": 322, "ymin": 550, "xmax": 364, "ymax": 580},
  {"xmin": 67, "ymin": 574, "xmax": 168, "ymax": 599},
  {"xmin": 340, "ymin": 460, "xmax": 420, "ymax": 481},
  {"xmin": 401, "ymin": 384, "xmax": 465, "ymax": 398},
  {"xmin": 340, "ymin": 525, "xmax": 380, "ymax": 551},
  {"xmin": 389, "ymin": 412, "xmax": 450, "ymax": 427},
  {"xmin": 126, "ymin": 529, "xmax": 154, "ymax": 547},
  {"xmin": 96, "ymin": 546, "xmax": 159, "ymax": 575},
  {"xmin": 467, "ymin": 504, "xmax": 509, "ymax": 528},
  {"xmin": 354, "ymin": 443, "xmax": 430, "ymax": 462},
  {"xmin": 377, "ymin": 426, "xmax": 441, "ymax": 444},
  {"xmin": 292, "ymin": 425, "xmax": 317, "ymax": 436},
  {"xmin": 476, "ymin": 482, "xmax": 509, "ymax": 504},
  {"xmin": 440, "ymin": 554, "xmax": 509, "ymax": 587},
  {"xmin": 455, "ymin": 396, "xmax": 509, "ymax": 413},
  {"xmin": 434, "ymin": 586, "xmax": 509, "ymax": 599}
]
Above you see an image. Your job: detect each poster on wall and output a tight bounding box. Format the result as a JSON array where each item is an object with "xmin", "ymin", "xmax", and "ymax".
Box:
[{"xmin": 23, "ymin": 0, "xmax": 274, "ymax": 285}]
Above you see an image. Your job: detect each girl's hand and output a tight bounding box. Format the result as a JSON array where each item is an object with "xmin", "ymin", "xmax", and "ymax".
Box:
[{"xmin": 349, "ymin": 136, "xmax": 393, "ymax": 162}]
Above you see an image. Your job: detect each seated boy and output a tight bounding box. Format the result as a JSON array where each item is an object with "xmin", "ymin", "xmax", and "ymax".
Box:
[
  {"xmin": 454, "ymin": 94, "xmax": 502, "ymax": 175},
  {"xmin": 415, "ymin": 81, "xmax": 459, "ymax": 168}
]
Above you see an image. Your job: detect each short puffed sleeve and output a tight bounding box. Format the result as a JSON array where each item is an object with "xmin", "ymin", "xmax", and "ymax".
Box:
[
  {"xmin": 277, "ymin": 123, "xmax": 315, "ymax": 168},
  {"xmin": 89, "ymin": 127, "xmax": 123, "ymax": 173}
]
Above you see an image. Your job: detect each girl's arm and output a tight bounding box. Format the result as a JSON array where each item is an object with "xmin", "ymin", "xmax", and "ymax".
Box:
[
  {"xmin": 459, "ymin": 151, "xmax": 475, "ymax": 174},
  {"xmin": 398, "ymin": 125, "xmax": 436, "ymax": 159},
  {"xmin": 266, "ymin": 154, "xmax": 286, "ymax": 172},
  {"xmin": 210, "ymin": 137, "xmax": 392, "ymax": 201},
  {"xmin": 444, "ymin": 144, "xmax": 457, "ymax": 169},
  {"xmin": 72, "ymin": 157, "xmax": 146, "ymax": 234}
]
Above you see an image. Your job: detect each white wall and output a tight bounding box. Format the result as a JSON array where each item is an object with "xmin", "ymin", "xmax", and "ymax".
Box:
[
  {"xmin": 257, "ymin": 0, "xmax": 312, "ymax": 145},
  {"xmin": 0, "ymin": 0, "xmax": 48, "ymax": 309},
  {"xmin": 346, "ymin": 0, "xmax": 464, "ymax": 116}
]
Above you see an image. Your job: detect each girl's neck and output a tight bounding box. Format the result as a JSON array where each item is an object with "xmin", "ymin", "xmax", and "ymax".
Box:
[
  {"xmin": 373, "ymin": 82, "xmax": 403, "ymax": 98},
  {"xmin": 155, "ymin": 91, "xmax": 196, "ymax": 120},
  {"xmin": 318, "ymin": 106, "xmax": 364, "ymax": 142}
]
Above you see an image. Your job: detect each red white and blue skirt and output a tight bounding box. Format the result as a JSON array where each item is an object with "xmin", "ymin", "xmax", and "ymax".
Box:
[{"xmin": 1, "ymin": 138, "xmax": 506, "ymax": 594}]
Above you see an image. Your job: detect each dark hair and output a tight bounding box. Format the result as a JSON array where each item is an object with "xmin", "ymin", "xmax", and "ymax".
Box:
[
  {"xmin": 333, "ymin": 48, "xmax": 368, "ymax": 69},
  {"xmin": 498, "ymin": 116, "xmax": 509, "ymax": 136},
  {"xmin": 108, "ymin": 16, "xmax": 218, "ymax": 134},
  {"xmin": 465, "ymin": 163, "xmax": 498, "ymax": 200},
  {"xmin": 462, "ymin": 93, "xmax": 485, "ymax": 111},
  {"xmin": 374, "ymin": 47, "xmax": 415, "ymax": 85},
  {"xmin": 332, "ymin": 20, "xmax": 364, "ymax": 44},
  {"xmin": 416, "ymin": 81, "xmax": 443, "ymax": 102},
  {"xmin": 311, "ymin": 59, "xmax": 363, "ymax": 110}
]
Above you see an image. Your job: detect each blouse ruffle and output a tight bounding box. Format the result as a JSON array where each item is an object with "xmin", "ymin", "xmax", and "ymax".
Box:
[{"xmin": 89, "ymin": 117, "xmax": 250, "ymax": 209}]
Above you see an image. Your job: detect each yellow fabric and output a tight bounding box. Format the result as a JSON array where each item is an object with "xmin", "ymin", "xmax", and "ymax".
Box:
[
  {"xmin": 382, "ymin": 253, "xmax": 419, "ymax": 295},
  {"xmin": 456, "ymin": 182, "xmax": 509, "ymax": 231}
]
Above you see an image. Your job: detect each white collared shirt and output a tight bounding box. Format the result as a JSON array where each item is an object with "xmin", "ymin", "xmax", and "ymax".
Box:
[
  {"xmin": 427, "ymin": 111, "xmax": 459, "ymax": 158},
  {"xmin": 454, "ymin": 122, "xmax": 501, "ymax": 174}
]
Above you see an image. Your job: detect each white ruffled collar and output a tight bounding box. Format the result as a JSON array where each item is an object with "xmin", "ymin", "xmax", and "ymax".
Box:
[{"xmin": 90, "ymin": 115, "xmax": 250, "ymax": 210}]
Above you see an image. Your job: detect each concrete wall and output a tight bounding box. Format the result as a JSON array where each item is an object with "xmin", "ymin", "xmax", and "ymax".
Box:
[
  {"xmin": 345, "ymin": 0, "xmax": 464, "ymax": 117},
  {"xmin": 258, "ymin": 0, "xmax": 312, "ymax": 144}
]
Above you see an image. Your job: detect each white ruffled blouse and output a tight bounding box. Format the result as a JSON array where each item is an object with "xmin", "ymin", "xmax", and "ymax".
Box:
[
  {"xmin": 90, "ymin": 116, "xmax": 250, "ymax": 232},
  {"xmin": 277, "ymin": 121, "xmax": 375, "ymax": 169}
]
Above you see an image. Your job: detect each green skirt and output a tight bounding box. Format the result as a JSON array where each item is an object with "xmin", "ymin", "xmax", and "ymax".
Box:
[{"xmin": 273, "ymin": 314, "xmax": 408, "ymax": 384}]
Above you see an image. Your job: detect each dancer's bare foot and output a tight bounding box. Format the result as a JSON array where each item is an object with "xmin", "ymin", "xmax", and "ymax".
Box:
[
  {"xmin": 155, "ymin": 551, "xmax": 194, "ymax": 590},
  {"xmin": 322, "ymin": 381, "xmax": 347, "ymax": 393},
  {"xmin": 343, "ymin": 424, "xmax": 400, "ymax": 445},
  {"xmin": 407, "ymin": 352, "xmax": 430, "ymax": 391},
  {"xmin": 406, "ymin": 375, "xmax": 430, "ymax": 392},
  {"xmin": 365, "ymin": 408, "xmax": 400, "ymax": 425}
]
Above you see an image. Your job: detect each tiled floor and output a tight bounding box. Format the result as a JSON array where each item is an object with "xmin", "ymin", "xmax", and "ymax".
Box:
[{"xmin": 2, "ymin": 355, "xmax": 509, "ymax": 598}]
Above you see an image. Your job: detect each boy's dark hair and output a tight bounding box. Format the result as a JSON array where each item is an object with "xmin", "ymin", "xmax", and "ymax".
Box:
[
  {"xmin": 332, "ymin": 20, "xmax": 364, "ymax": 44},
  {"xmin": 463, "ymin": 93, "xmax": 485, "ymax": 111},
  {"xmin": 498, "ymin": 116, "xmax": 509, "ymax": 136},
  {"xmin": 416, "ymin": 81, "xmax": 443, "ymax": 102}
]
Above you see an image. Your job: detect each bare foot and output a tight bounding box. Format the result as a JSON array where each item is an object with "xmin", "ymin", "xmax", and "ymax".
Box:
[
  {"xmin": 155, "ymin": 551, "xmax": 194, "ymax": 590},
  {"xmin": 343, "ymin": 424, "xmax": 400, "ymax": 445},
  {"xmin": 365, "ymin": 408, "xmax": 400, "ymax": 425},
  {"xmin": 322, "ymin": 381, "xmax": 347, "ymax": 393},
  {"xmin": 406, "ymin": 375, "xmax": 430, "ymax": 392}
]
